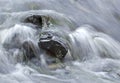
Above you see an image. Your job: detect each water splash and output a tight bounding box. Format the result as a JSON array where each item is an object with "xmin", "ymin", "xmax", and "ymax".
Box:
[{"xmin": 69, "ymin": 25, "xmax": 120, "ymax": 60}]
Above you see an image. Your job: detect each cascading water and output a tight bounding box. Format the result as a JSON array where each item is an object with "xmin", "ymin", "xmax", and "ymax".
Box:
[{"xmin": 0, "ymin": 0, "xmax": 120, "ymax": 83}]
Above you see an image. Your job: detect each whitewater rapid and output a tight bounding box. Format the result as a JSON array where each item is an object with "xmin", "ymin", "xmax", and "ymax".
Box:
[{"xmin": 0, "ymin": 0, "xmax": 120, "ymax": 83}]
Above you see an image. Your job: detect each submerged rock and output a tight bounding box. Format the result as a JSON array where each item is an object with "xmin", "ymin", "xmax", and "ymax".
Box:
[
  {"xmin": 22, "ymin": 40, "xmax": 37, "ymax": 60},
  {"xmin": 38, "ymin": 32, "xmax": 68, "ymax": 60},
  {"xmin": 24, "ymin": 15, "xmax": 42, "ymax": 28}
]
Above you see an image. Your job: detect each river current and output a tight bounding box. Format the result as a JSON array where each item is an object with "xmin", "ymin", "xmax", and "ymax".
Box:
[{"xmin": 0, "ymin": 0, "xmax": 120, "ymax": 83}]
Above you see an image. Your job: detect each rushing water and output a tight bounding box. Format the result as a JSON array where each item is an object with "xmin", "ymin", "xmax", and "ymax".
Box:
[{"xmin": 0, "ymin": 0, "xmax": 120, "ymax": 83}]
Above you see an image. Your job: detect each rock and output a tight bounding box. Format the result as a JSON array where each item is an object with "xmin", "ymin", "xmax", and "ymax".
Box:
[
  {"xmin": 38, "ymin": 32, "xmax": 68, "ymax": 60},
  {"xmin": 22, "ymin": 40, "xmax": 37, "ymax": 60},
  {"xmin": 48, "ymin": 63, "xmax": 65, "ymax": 70},
  {"xmin": 24, "ymin": 15, "xmax": 42, "ymax": 28}
]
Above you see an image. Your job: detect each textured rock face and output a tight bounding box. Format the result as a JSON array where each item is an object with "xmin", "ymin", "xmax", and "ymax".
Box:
[
  {"xmin": 24, "ymin": 15, "xmax": 43, "ymax": 28},
  {"xmin": 38, "ymin": 32, "xmax": 68, "ymax": 60}
]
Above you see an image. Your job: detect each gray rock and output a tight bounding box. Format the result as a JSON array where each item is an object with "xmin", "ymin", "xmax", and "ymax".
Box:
[
  {"xmin": 24, "ymin": 15, "xmax": 42, "ymax": 28},
  {"xmin": 38, "ymin": 32, "xmax": 68, "ymax": 60}
]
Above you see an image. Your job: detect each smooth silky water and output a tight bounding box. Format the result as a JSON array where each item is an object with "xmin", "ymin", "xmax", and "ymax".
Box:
[{"xmin": 0, "ymin": 0, "xmax": 120, "ymax": 83}]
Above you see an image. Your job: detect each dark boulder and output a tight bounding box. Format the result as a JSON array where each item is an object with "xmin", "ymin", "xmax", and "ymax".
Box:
[
  {"xmin": 38, "ymin": 32, "xmax": 68, "ymax": 60},
  {"xmin": 24, "ymin": 15, "xmax": 42, "ymax": 28}
]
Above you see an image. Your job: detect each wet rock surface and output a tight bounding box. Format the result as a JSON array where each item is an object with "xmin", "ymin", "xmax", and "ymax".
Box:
[
  {"xmin": 38, "ymin": 32, "xmax": 68, "ymax": 60},
  {"xmin": 24, "ymin": 15, "xmax": 43, "ymax": 28}
]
